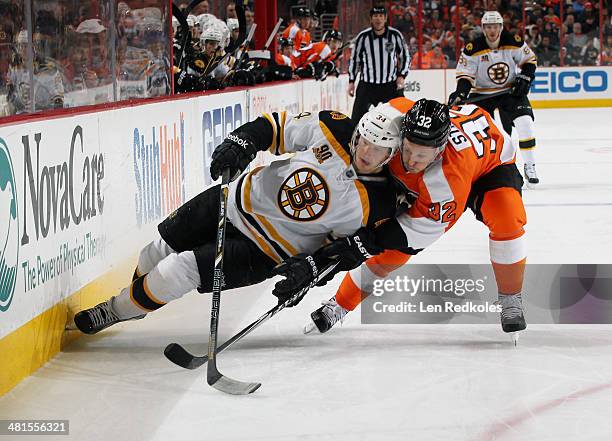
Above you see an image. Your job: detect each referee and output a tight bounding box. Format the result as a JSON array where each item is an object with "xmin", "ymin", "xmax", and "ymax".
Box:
[{"xmin": 348, "ymin": 6, "xmax": 410, "ymax": 123}]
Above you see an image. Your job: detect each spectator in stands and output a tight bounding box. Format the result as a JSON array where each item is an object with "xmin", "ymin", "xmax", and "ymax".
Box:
[
  {"xmin": 527, "ymin": 25, "xmax": 543, "ymax": 50},
  {"xmin": 428, "ymin": 43, "xmax": 447, "ymax": 68},
  {"xmin": 566, "ymin": 22, "xmax": 589, "ymax": 47},
  {"xmin": 563, "ymin": 14, "xmax": 576, "ymax": 36},
  {"xmin": 544, "ymin": 7, "xmax": 561, "ymax": 27},
  {"xmin": 580, "ymin": 3, "xmax": 598, "ymax": 35},
  {"xmin": 192, "ymin": 0, "xmax": 210, "ymax": 16},
  {"xmin": 581, "ymin": 37, "xmax": 599, "ymax": 65},
  {"xmin": 396, "ymin": 10, "xmax": 416, "ymax": 36},
  {"xmin": 542, "ymin": 21, "xmax": 560, "ymax": 46},
  {"xmin": 413, "ymin": 40, "xmax": 433, "ymax": 68},
  {"xmin": 537, "ymin": 35, "xmax": 560, "ymax": 66},
  {"xmin": 226, "ymin": 2, "xmax": 237, "ymax": 20},
  {"xmin": 572, "ymin": 0, "xmax": 585, "ymax": 17},
  {"xmin": 559, "ymin": 45, "xmax": 575, "ymax": 65},
  {"xmin": 600, "ymin": 34, "xmax": 612, "ymax": 65},
  {"xmin": 443, "ymin": 36, "xmax": 458, "ymax": 68}
]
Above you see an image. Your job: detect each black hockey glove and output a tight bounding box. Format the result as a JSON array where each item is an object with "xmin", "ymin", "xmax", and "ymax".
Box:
[
  {"xmin": 210, "ymin": 132, "xmax": 258, "ymax": 181},
  {"xmin": 512, "ymin": 73, "xmax": 532, "ymax": 97},
  {"xmin": 319, "ymin": 228, "xmax": 383, "ymax": 273},
  {"xmin": 448, "ymin": 89, "xmax": 469, "ymax": 106},
  {"xmin": 272, "ymin": 253, "xmax": 329, "ymax": 307},
  {"xmin": 200, "ymin": 75, "xmax": 225, "ymax": 91},
  {"xmin": 295, "ymin": 63, "xmax": 315, "ymax": 78}
]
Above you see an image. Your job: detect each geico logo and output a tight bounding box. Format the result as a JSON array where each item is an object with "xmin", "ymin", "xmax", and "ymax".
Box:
[
  {"xmin": 202, "ymin": 104, "xmax": 243, "ymax": 184},
  {"xmin": 531, "ymin": 70, "xmax": 608, "ymax": 93}
]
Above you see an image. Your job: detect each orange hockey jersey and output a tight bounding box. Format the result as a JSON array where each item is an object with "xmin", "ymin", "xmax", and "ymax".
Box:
[
  {"xmin": 378, "ymin": 97, "xmax": 517, "ymax": 252},
  {"xmin": 281, "ymin": 22, "xmax": 312, "ymax": 56}
]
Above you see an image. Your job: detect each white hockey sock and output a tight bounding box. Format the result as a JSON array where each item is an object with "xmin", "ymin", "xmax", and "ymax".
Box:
[
  {"xmin": 114, "ymin": 251, "xmax": 200, "ymax": 318},
  {"xmin": 514, "ymin": 115, "xmax": 537, "ymax": 164},
  {"xmin": 136, "ymin": 238, "xmax": 175, "ymax": 277}
]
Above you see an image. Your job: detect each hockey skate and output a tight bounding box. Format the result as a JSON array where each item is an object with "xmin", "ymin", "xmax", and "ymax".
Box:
[
  {"xmin": 524, "ymin": 163, "xmax": 539, "ymax": 187},
  {"xmin": 73, "ymin": 297, "xmax": 145, "ymax": 335},
  {"xmin": 304, "ymin": 296, "xmax": 350, "ymax": 334},
  {"xmin": 497, "ymin": 293, "xmax": 526, "ymax": 345}
]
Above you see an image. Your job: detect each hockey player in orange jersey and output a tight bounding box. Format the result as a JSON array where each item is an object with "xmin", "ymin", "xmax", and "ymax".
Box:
[
  {"xmin": 275, "ymin": 97, "xmax": 527, "ymax": 339},
  {"xmin": 281, "ymin": 7, "xmax": 312, "ymax": 57},
  {"xmin": 294, "ymin": 30, "xmax": 343, "ymax": 79}
]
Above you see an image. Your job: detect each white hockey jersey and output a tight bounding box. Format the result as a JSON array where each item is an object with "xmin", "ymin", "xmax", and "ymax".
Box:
[
  {"xmin": 227, "ymin": 110, "xmax": 399, "ymax": 263},
  {"xmin": 456, "ymin": 31, "xmax": 537, "ymax": 94}
]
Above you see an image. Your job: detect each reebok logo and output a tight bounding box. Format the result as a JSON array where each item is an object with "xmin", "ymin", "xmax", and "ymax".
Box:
[{"xmin": 227, "ymin": 133, "xmax": 249, "ymax": 149}]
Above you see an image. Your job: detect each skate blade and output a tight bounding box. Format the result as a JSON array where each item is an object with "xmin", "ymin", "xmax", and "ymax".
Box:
[
  {"xmin": 303, "ymin": 321, "xmax": 318, "ymax": 335},
  {"xmin": 65, "ymin": 322, "xmax": 78, "ymax": 331},
  {"xmin": 510, "ymin": 332, "xmax": 519, "ymax": 346}
]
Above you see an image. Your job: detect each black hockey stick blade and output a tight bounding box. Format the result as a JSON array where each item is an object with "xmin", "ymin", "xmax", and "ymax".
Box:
[
  {"xmin": 164, "ymin": 260, "xmax": 340, "ymax": 370},
  {"xmin": 164, "ymin": 343, "xmax": 205, "ymax": 370},
  {"xmin": 208, "ymin": 370, "xmax": 261, "ymax": 395}
]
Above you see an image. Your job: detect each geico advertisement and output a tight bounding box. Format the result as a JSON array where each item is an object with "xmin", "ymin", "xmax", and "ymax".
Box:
[
  {"xmin": 530, "ymin": 66, "xmax": 609, "ymax": 99},
  {"xmin": 199, "ymin": 91, "xmax": 247, "ymax": 187},
  {"xmin": 0, "ymin": 118, "xmax": 107, "ymax": 336}
]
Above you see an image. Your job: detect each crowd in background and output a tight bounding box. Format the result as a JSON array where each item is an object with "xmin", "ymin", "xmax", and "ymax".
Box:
[
  {"xmin": 388, "ymin": 0, "xmax": 610, "ymax": 68},
  {"xmin": 1, "ymin": 0, "xmax": 610, "ymax": 118}
]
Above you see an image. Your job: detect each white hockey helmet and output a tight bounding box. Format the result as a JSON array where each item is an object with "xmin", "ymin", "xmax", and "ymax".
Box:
[
  {"xmin": 351, "ymin": 104, "xmax": 402, "ymax": 166},
  {"xmin": 213, "ymin": 19, "xmax": 231, "ymax": 47},
  {"xmin": 227, "ymin": 18, "xmax": 239, "ymax": 32},
  {"xmin": 197, "ymin": 13, "xmax": 216, "ymax": 30},
  {"xmin": 481, "ymin": 11, "xmax": 503, "ymax": 26},
  {"xmin": 200, "ymin": 26, "xmax": 223, "ymax": 45},
  {"xmin": 186, "ymin": 14, "xmax": 197, "ymax": 28}
]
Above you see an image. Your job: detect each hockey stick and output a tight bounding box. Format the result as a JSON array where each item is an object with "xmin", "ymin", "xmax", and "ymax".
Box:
[
  {"xmin": 465, "ymin": 89, "xmax": 511, "ymax": 104},
  {"xmin": 206, "ymin": 169, "xmax": 261, "ymax": 395},
  {"xmin": 164, "ymin": 260, "xmax": 340, "ymax": 370},
  {"xmin": 263, "ymin": 18, "xmax": 284, "ymax": 51}
]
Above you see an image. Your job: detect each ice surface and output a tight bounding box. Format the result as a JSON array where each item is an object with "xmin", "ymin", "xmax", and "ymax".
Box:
[{"xmin": 1, "ymin": 108, "xmax": 611, "ymax": 441}]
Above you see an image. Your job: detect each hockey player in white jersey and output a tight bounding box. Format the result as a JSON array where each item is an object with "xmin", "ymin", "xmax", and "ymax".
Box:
[
  {"xmin": 448, "ymin": 11, "xmax": 540, "ymax": 186},
  {"xmin": 73, "ymin": 106, "xmax": 405, "ymax": 335}
]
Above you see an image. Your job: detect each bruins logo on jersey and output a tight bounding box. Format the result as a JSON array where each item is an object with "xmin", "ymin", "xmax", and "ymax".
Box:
[
  {"xmin": 277, "ymin": 168, "xmax": 329, "ymax": 221},
  {"xmin": 487, "ymin": 62, "xmax": 510, "ymax": 85},
  {"xmin": 330, "ymin": 111, "xmax": 347, "ymax": 120}
]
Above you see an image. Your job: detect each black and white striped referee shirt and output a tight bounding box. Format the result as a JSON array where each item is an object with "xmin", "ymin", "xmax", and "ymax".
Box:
[{"xmin": 348, "ymin": 26, "xmax": 411, "ymax": 84}]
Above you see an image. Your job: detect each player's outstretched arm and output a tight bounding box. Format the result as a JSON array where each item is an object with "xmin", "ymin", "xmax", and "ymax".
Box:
[
  {"xmin": 272, "ymin": 228, "xmax": 384, "ymax": 305},
  {"xmin": 209, "ymin": 115, "xmax": 279, "ymax": 181}
]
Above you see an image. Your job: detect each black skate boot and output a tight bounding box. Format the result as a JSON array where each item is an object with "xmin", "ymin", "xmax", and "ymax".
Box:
[
  {"xmin": 498, "ymin": 293, "xmax": 526, "ymax": 344},
  {"xmin": 304, "ymin": 296, "xmax": 350, "ymax": 334},
  {"xmin": 74, "ymin": 297, "xmax": 145, "ymax": 335},
  {"xmin": 524, "ymin": 163, "xmax": 539, "ymax": 186}
]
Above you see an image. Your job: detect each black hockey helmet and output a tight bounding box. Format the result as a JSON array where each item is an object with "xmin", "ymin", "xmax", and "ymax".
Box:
[
  {"xmin": 323, "ymin": 29, "xmax": 343, "ymax": 42},
  {"xmin": 296, "ymin": 7, "xmax": 312, "ymax": 18},
  {"xmin": 278, "ymin": 36, "xmax": 293, "ymax": 47},
  {"xmin": 401, "ymin": 99, "xmax": 451, "ymax": 149},
  {"xmin": 370, "ymin": 6, "xmax": 387, "ymax": 16}
]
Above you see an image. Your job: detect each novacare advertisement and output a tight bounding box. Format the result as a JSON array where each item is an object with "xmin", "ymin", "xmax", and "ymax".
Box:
[{"xmin": 0, "ymin": 118, "xmax": 108, "ymax": 337}]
